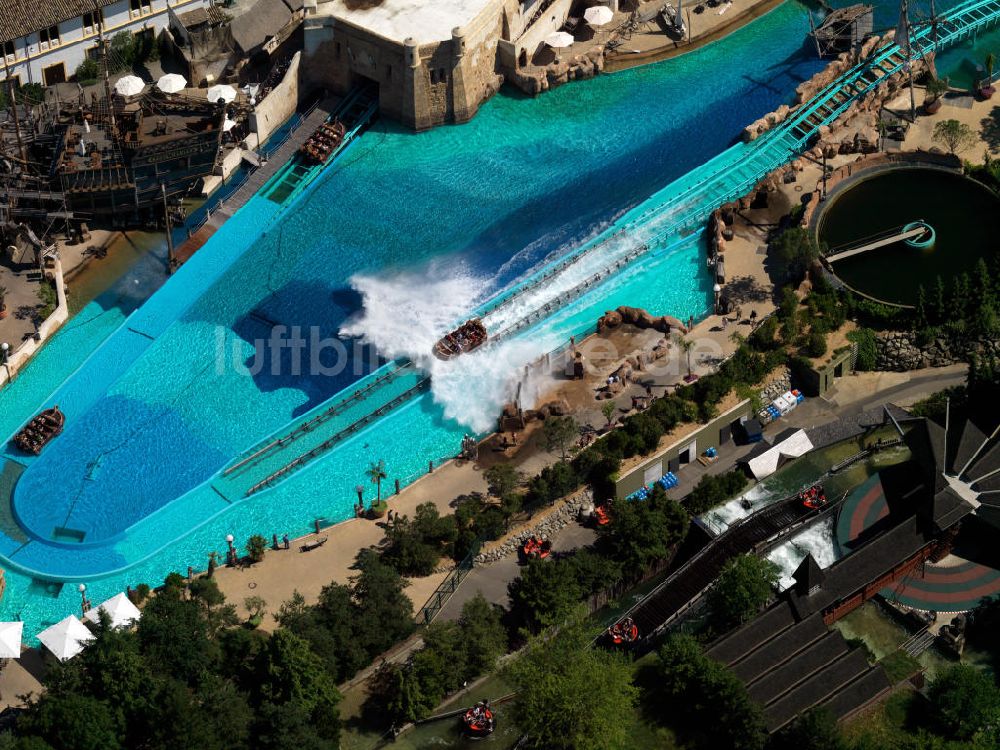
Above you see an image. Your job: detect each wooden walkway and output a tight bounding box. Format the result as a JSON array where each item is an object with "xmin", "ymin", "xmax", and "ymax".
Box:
[{"xmin": 173, "ymin": 97, "xmax": 341, "ymax": 265}]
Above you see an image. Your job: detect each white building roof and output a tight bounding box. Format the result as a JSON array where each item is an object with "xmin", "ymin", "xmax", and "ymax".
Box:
[
  {"xmin": 746, "ymin": 429, "xmax": 814, "ymax": 480},
  {"xmin": 321, "ymin": 0, "xmax": 495, "ymax": 44}
]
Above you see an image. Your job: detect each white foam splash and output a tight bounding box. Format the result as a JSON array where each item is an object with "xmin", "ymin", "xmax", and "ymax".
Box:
[
  {"xmin": 768, "ymin": 517, "xmax": 841, "ymax": 591},
  {"xmin": 339, "ymin": 264, "xmax": 488, "ymax": 369},
  {"xmin": 339, "ymin": 264, "xmax": 563, "ymax": 433}
]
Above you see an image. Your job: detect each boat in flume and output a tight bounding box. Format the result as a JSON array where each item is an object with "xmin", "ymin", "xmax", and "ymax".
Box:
[
  {"xmin": 433, "ymin": 319, "xmax": 488, "ymax": 360},
  {"xmin": 12, "ymin": 406, "xmax": 65, "ymax": 455}
]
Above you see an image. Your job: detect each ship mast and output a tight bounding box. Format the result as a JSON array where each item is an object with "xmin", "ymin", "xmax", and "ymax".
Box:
[
  {"xmin": 93, "ymin": 0, "xmax": 116, "ymax": 132},
  {"xmin": 2, "ymin": 54, "xmax": 28, "ymax": 164},
  {"xmin": 896, "ymin": 0, "xmax": 916, "ymax": 122}
]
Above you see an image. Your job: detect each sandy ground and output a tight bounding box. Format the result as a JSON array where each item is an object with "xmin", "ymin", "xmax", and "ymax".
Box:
[{"xmin": 899, "ymin": 85, "xmax": 1000, "ymax": 161}]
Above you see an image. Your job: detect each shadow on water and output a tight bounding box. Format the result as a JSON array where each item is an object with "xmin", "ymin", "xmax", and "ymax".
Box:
[{"xmin": 231, "ymin": 279, "xmax": 385, "ymax": 417}]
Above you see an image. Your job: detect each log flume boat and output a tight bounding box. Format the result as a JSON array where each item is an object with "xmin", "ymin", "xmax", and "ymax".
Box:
[
  {"xmin": 433, "ymin": 319, "xmax": 488, "ymax": 361},
  {"xmin": 299, "ymin": 120, "xmax": 346, "ymax": 164},
  {"xmin": 12, "ymin": 406, "xmax": 64, "ymax": 455}
]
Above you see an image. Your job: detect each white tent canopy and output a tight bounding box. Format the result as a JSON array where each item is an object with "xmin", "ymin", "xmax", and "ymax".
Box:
[
  {"xmin": 584, "ymin": 6, "xmax": 614, "ymax": 26},
  {"xmin": 207, "ymin": 84, "xmax": 238, "ymax": 104},
  {"xmin": 745, "ymin": 429, "xmax": 814, "ymax": 480},
  {"xmin": 37, "ymin": 615, "xmax": 93, "ymax": 662},
  {"xmin": 545, "ymin": 31, "xmax": 575, "ymax": 48},
  {"xmin": 85, "ymin": 592, "xmax": 141, "ymax": 630},
  {"xmin": 0, "ymin": 622, "xmax": 23, "ymax": 658},
  {"xmin": 115, "ymin": 75, "xmax": 145, "ymax": 97},
  {"xmin": 157, "ymin": 73, "xmax": 187, "ymax": 94}
]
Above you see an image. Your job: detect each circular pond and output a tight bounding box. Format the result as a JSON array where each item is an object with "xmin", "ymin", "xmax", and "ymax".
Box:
[{"xmin": 817, "ymin": 167, "xmax": 1000, "ymax": 306}]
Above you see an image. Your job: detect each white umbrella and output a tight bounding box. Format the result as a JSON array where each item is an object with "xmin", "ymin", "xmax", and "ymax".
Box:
[
  {"xmin": 157, "ymin": 73, "xmax": 187, "ymax": 94},
  {"xmin": 222, "ymin": 117, "xmax": 237, "ymax": 132},
  {"xmin": 37, "ymin": 615, "xmax": 93, "ymax": 662},
  {"xmin": 584, "ymin": 6, "xmax": 615, "ymax": 26},
  {"xmin": 84, "ymin": 592, "xmax": 141, "ymax": 630},
  {"xmin": 545, "ymin": 31, "xmax": 575, "ymax": 48},
  {"xmin": 206, "ymin": 84, "xmax": 237, "ymax": 104},
  {"xmin": 0, "ymin": 622, "xmax": 23, "ymax": 658},
  {"xmin": 114, "ymin": 75, "xmax": 145, "ymax": 97}
]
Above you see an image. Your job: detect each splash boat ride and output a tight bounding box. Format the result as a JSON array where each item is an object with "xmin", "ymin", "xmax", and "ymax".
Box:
[
  {"xmin": 299, "ymin": 120, "xmax": 346, "ymax": 164},
  {"xmin": 12, "ymin": 407, "xmax": 65, "ymax": 455},
  {"xmin": 433, "ymin": 318, "xmax": 488, "ymax": 360}
]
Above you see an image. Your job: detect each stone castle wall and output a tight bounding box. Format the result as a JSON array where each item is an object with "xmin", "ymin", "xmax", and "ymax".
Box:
[{"xmin": 303, "ymin": 3, "xmax": 503, "ymax": 130}]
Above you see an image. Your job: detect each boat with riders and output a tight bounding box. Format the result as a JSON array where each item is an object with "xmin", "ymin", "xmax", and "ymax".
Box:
[
  {"xmin": 799, "ymin": 483, "xmax": 827, "ymax": 510},
  {"xmin": 461, "ymin": 699, "xmax": 496, "ymax": 738},
  {"xmin": 12, "ymin": 406, "xmax": 65, "ymax": 455},
  {"xmin": 299, "ymin": 119, "xmax": 346, "ymax": 164},
  {"xmin": 433, "ymin": 318, "xmax": 488, "ymax": 360}
]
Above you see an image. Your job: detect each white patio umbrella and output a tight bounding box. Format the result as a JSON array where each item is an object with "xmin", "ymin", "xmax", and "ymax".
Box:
[
  {"xmin": 545, "ymin": 31, "xmax": 575, "ymax": 48},
  {"xmin": 584, "ymin": 6, "xmax": 615, "ymax": 26},
  {"xmin": 114, "ymin": 75, "xmax": 145, "ymax": 97},
  {"xmin": 157, "ymin": 73, "xmax": 187, "ymax": 94},
  {"xmin": 206, "ymin": 84, "xmax": 237, "ymax": 104},
  {"xmin": 84, "ymin": 592, "xmax": 141, "ymax": 630},
  {"xmin": 37, "ymin": 615, "xmax": 93, "ymax": 662},
  {"xmin": 0, "ymin": 622, "xmax": 23, "ymax": 658}
]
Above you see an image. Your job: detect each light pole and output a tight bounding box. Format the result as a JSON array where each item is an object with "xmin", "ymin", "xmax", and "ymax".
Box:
[
  {"xmin": 225, "ymin": 533, "xmax": 236, "ymax": 566},
  {"xmin": 78, "ymin": 583, "xmax": 91, "ymax": 616},
  {"xmin": 713, "ymin": 283, "xmax": 722, "ymax": 315}
]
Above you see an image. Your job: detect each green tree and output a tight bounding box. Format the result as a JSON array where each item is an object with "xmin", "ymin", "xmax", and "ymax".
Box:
[
  {"xmin": 603, "ymin": 484, "xmax": 688, "ymax": 571},
  {"xmin": 685, "ymin": 470, "xmax": 748, "ymax": 515},
  {"xmin": 484, "ymin": 463, "xmax": 521, "ymax": 498},
  {"xmin": 928, "ymin": 664, "xmax": 1000, "ymax": 740},
  {"xmin": 458, "ymin": 594, "xmax": 507, "ymax": 677},
  {"xmin": 246, "ymin": 534, "xmax": 268, "ymax": 564},
  {"xmin": 674, "ymin": 333, "xmax": 696, "ymax": 378},
  {"xmin": 925, "ymin": 76, "xmax": 950, "ymax": 102},
  {"xmin": 505, "ymin": 615, "xmax": 638, "ymax": 750},
  {"xmin": 772, "ymin": 227, "xmax": 820, "ymax": 281},
  {"xmin": 352, "ymin": 549, "xmax": 415, "ymax": 654},
  {"xmin": 543, "ymin": 415, "xmax": 577, "ymax": 461},
  {"xmin": 508, "ymin": 558, "xmax": 584, "ymax": 632},
  {"xmin": 20, "ymin": 694, "xmax": 123, "ymax": 750},
  {"xmin": 189, "ymin": 576, "xmax": 225, "ymax": 609},
  {"xmin": 257, "ymin": 629, "xmax": 341, "ymax": 743},
  {"xmin": 770, "ymin": 707, "xmax": 846, "ymax": 750},
  {"xmin": 75, "ymin": 57, "xmax": 99, "ymax": 83},
  {"xmin": 601, "ymin": 399, "xmax": 617, "ymax": 427},
  {"xmin": 655, "ymin": 633, "xmax": 767, "ymax": 750},
  {"xmin": 366, "ymin": 459, "xmax": 388, "ymax": 501},
  {"xmin": 708, "ymin": 554, "xmax": 780, "ymax": 630},
  {"xmin": 933, "ymin": 119, "xmax": 979, "ymax": 154},
  {"xmin": 805, "ymin": 330, "xmax": 828, "ymax": 358}
]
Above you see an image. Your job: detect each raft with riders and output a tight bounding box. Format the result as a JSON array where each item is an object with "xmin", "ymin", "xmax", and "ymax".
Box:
[
  {"xmin": 606, "ymin": 616, "xmax": 639, "ymax": 647},
  {"xmin": 462, "ymin": 699, "xmax": 496, "ymax": 738},
  {"xmin": 520, "ymin": 535, "xmax": 552, "ymax": 561}
]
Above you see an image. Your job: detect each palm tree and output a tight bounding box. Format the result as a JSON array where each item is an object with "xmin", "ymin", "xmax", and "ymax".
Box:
[
  {"xmin": 674, "ymin": 334, "xmax": 695, "ymax": 379},
  {"xmin": 367, "ymin": 460, "xmax": 387, "ymax": 502}
]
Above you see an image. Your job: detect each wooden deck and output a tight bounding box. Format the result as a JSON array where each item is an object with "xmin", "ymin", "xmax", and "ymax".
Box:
[{"xmin": 173, "ymin": 96, "xmax": 341, "ymax": 265}]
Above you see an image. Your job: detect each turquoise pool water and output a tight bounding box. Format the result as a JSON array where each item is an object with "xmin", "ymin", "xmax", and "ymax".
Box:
[{"xmin": 0, "ymin": 0, "xmax": 948, "ymax": 634}]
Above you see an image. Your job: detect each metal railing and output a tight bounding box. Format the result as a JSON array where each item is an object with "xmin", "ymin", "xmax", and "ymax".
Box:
[{"xmin": 416, "ymin": 537, "xmax": 483, "ymax": 625}]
